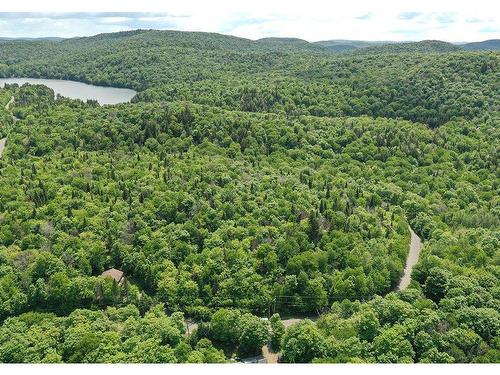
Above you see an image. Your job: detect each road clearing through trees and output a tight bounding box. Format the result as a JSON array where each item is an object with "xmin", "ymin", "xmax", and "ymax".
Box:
[
  {"xmin": 397, "ymin": 226, "xmax": 423, "ymax": 291},
  {"xmin": 0, "ymin": 96, "xmax": 16, "ymax": 158}
]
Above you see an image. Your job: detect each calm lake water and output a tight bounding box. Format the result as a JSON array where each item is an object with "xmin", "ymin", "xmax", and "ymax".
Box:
[{"xmin": 0, "ymin": 78, "xmax": 137, "ymax": 105}]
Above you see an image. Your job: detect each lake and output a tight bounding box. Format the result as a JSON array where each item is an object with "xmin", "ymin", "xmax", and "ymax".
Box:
[{"xmin": 0, "ymin": 78, "xmax": 137, "ymax": 105}]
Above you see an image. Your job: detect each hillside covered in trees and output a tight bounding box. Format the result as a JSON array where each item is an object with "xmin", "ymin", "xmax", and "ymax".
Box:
[{"xmin": 0, "ymin": 30, "xmax": 498, "ymax": 363}]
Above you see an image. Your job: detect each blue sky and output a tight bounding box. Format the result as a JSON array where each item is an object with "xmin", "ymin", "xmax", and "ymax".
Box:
[{"xmin": 0, "ymin": 1, "xmax": 498, "ymax": 42}]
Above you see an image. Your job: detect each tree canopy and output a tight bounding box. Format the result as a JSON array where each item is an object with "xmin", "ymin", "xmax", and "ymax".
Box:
[{"xmin": 0, "ymin": 29, "xmax": 498, "ymax": 363}]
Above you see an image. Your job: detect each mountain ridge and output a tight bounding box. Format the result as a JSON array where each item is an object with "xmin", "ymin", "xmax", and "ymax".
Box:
[{"xmin": 1, "ymin": 29, "xmax": 498, "ymax": 52}]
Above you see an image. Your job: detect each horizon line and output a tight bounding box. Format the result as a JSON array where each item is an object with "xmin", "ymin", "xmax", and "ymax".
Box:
[{"xmin": 1, "ymin": 28, "xmax": 499, "ymax": 44}]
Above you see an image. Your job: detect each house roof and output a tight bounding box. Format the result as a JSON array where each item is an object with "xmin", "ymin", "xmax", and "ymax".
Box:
[{"xmin": 101, "ymin": 268, "xmax": 124, "ymax": 283}]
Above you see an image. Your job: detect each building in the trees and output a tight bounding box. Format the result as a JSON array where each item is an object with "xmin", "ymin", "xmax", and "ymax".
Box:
[{"xmin": 101, "ymin": 268, "xmax": 125, "ymax": 285}]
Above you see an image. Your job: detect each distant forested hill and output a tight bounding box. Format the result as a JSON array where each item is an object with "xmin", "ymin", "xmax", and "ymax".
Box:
[
  {"xmin": 354, "ymin": 40, "xmax": 462, "ymax": 54},
  {"xmin": 256, "ymin": 37, "xmax": 332, "ymax": 52},
  {"xmin": 0, "ymin": 30, "xmax": 498, "ymax": 127},
  {"xmin": 313, "ymin": 39, "xmax": 395, "ymax": 52},
  {"xmin": 461, "ymin": 39, "xmax": 500, "ymax": 51}
]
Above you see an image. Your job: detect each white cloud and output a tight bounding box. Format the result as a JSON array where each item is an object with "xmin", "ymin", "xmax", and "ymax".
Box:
[
  {"xmin": 0, "ymin": 0, "xmax": 498, "ymax": 41},
  {"xmin": 99, "ymin": 17, "xmax": 132, "ymax": 24}
]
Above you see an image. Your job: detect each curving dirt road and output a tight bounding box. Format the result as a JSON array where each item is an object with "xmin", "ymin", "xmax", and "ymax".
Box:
[
  {"xmin": 0, "ymin": 96, "xmax": 15, "ymax": 158},
  {"xmin": 185, "ymin": 226, "xmax": 423, "ymax": 363},
  {"xmin": 5, "ymin": 96, "xmax": 14, "ymax": 110},
  {"xmin": 397, "ymin": 226, "xmax": 423, "ymax": 290},
  {"xmin": 258, "ymin": 228, "xmax": 423, "ymax": 362},
  {"xmin": 0, "ymin": 138, "xmax": 5, "ymax": 158}
]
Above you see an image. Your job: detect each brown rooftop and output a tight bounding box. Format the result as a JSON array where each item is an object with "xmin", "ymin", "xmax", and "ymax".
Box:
[{"xmin": 101, "ymin": 268, "xmax": 124, "ymax": 284}]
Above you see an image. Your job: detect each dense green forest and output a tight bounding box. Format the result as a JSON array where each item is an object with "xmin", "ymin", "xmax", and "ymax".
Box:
[
  {"xmin": 0, "ymin": 30, "xmax": 498, "ymax": 363},
  {"xmin": 1, "ymin": 32, "xmax": 497, "ymax": 127}
]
